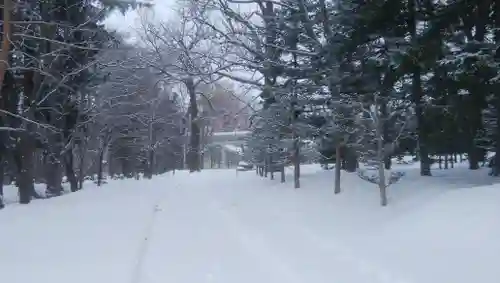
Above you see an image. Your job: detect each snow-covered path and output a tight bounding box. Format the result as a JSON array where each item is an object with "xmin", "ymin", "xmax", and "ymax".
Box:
[
  {"xmin": 141, "ymin": 176, "xmax": 304, "ymax": 283},
  {"xmin": 139, "ymin": 171, "xmax": 411, "ymax": 283},
  {"xmin": 2, "ymin": 166, "xmax": 500, "ymax": 283}
]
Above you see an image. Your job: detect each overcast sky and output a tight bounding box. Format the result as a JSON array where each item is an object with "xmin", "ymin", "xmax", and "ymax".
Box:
[{"xmin": 104, "ymin": 0, "xmax": 176, "ymax": 37}]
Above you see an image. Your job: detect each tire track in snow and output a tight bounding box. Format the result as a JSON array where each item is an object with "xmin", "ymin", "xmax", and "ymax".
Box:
[
  {"xmin": 146, "ymin": 176, "xmax": 304, "ymax": 283},
  {"xmin": 172, "ymin": 172, "xmax": 414, "ymax": 283},
  {"xmin": 269, "ymin": 201, "xmax": 414, "ymax": 283},
  {"xmin": 181, "ymin": 173, "xmax": 302, "ymax": 282},
  {"xmin": 129, "ymin": 178, "xmax": 173, "ymax": 283},
  {"xmin": 204, "ymin": 198, "xmax": 306, "ymax": 283},
  {"xmin": 297, "ymin": 227, "xmax": 414, "ymax": 283},
  {"xmin": 227, "ymin": 183, "xmax": 415, "ymax": 283}
]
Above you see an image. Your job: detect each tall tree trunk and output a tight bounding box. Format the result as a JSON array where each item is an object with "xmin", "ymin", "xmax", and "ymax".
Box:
[
  {"xmin": 270, "ymin": 166, "xmax": 274, "ymax": 180},
  {"xmin": 17, "ymin": 59, "xmax": 37, "ymax": 203},
  {"xmin": 469, "ymin": 0, "xmax": 488, "ymax": 170},
  {"xmin": 145, "ymin": 116, "xmax": 154, "ymax": 179},
  {"xmin": 494, "ymin": 93, "xmax": 500, "ymax": 176},
  {"xmin": 145, "ymin": 148, "xmax": 154, "ymax": 179},
  {"xmin": 264, "ymin": 159, "xmax": 268, "ymax": 177},
  {"xmin": 381, "ymin": 69, "xmax": 395, "ymax": 170},
  {"xmin": 293, "ymin": 141, "xmax": 300, "ymax": 189},
  {"xmin": 341, "ymin": 146, "xmax": 358, "ymax": 172},
  {"xmin": 409, "ymin": 0, "xmax": 431, "ymax": 176},
  {"xmin": 0, "ymin": 0, "xmax": 11, "ymax": 98},
  {"xmin": 77, "ymin": 145, "xmax": 85, "ymax": 190},
  {"xmin": 0, "ymin": 155, "xmax": 4, "ymax": 208},
  {"xmin": 64, "ymin": 150, "xmax": 78, "ymax": 192},
  {"xmin": 378, "ymin": 156, "xmax": 388, "ymax": 206},
  {"xmin": 492, "ymin": 0, "xmax": 500, "ymax": 176},
  {"xmin": 466, "ymin": 93, "xmax": 483, "ymax": 170},
  {"xmin": 334, "ymin": 144, "xmax": 341, "ymax": 194},
  {"xmin": 468, "ymin": 145, "xmax": 481, "ymax": 170},
  {"xmin": 280, "ymin": 165, "xmax": 285, "ymax": 183},
  {"xmin": 45, "ymin": 153, "xmax": 63, "ymax": 197},
  {"xmin": 97, "ymin": 148, "xmax": 105, "ymax": 186},
  {"xmin": 18, "ymin": 133, "xmax": 35, "ymax": 204},
  {"xmin": 375, "ymin": 104, "xmax": 388, "ymax": 206},
  {"xmin": 45, "ymin": 111, "xmax": 64, "ymax": 196},
  {"xmin": 185, "ymin": 77, "xmax": 201, "ymax": 172},
  {"xmin": 123, "ymin": 160, "xmax": 132, "ymax": 178}
]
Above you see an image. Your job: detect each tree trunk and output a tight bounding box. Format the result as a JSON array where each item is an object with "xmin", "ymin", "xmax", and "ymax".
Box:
[
  {"xmin": 468, "ymin": 146, "xmax": 481, "ymax": 170},
  {"xmin": 15, "ymin": 24, "xmax": 38, "ymax": 203},
  {"xmin": 185, "ymin": 77, "xmax": 201, "ymax": 172},
  {"xmin": 45, "ymin": 154, "xmax": 63, "ymax": 198},
  {"xmin": 17, "ymin": 133, "xmax": 35, "ymax": 204},
  {"xmin": 293, "ymin": 138, "xmax": 300, "ymax": 189},
  {"xmin": 77, "ymin": 145, "xmax": 85, "ymax": 190},
  {"xmin": 280, "ymin": 166, "xmax": 285, "ymax": 183},
  {"xmin": 200, "ymin": 149, "xmax": 205, "ymax": 170},
  {"xmin": 384, "ymin": 156, "xmax": 392, "ymax": 170},
  {"xmin": 97, "ymin": 147, "xmax": 105, "ymax": 186},
  {"xmin": 492, "ymin": 3, "xmax": 500, "ymax": 176},
  {"xmin": 409, "ymin": 0, "xmax": 431, "ymax": 176},
  {"xmin": 493, "ymin": 98, "xmax": 500, "ymax": 175},
  {"xmin": 210, "ymin": 149, "xmax": 215, "ymax": 168},
  {"xmin": 334, "ymin": 145, "xmax": 341, "ymax": 194},
  {"xmin": 342, "ymin": 146, "xmax": 358, "ymax": 172},
  {"xmin": 380, "ymin": 92, "xmax": 392, "ymax": 170},
  {"xmin": 0, "ymin": 155, "xmax": 4, "ymax": 209},
  {"xmin": 145, "ymin": 148, "xmax": 154, "ymax": 179},
  {"xmin": 378, "ymin": 158, "xmax": 388, "ymax": 206},
  {"xmin": 45, "ymin": 113, "xmax": 64, "ymax": 196},
  {"xmin": 217, "ymin": 149, "xmax": 221, "ymax": 168},
  {"xmin": 375, "ymin": 106, "xmax": 388, "ymax": 206},
  {"xmin": 121, "ymin": 157, "xmax": 133, "ymax": 178},
  {"xmin": 64, "ymin": 150, "xmax": 78, "ymax": 192},
  {"xmin": 0, "ymin": 0, "xmax": 11, "ymax": 98}
]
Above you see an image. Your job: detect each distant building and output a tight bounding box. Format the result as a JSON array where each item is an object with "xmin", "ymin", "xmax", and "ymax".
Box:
[
  {"xmin": 198, "ymin": 85, "xmax": 252, "ymax": 133},
  {"xmin": 209, "ymin": 110, "xmax": 251, "ymax": 133}
]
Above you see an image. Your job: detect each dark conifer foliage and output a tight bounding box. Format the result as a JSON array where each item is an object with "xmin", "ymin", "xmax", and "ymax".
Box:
[{"xmin": 196, "ymin": 0, "xmax": 500, "ymax": 203}]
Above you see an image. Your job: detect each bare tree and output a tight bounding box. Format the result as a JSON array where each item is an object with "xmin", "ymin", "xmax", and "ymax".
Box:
[
  {"xmin": 355, "ymin": 95, "xmax": 412, "ymax": 206},
  {"xmin": 138, "ymin": 4, "xmax": 226, "ymax": 172},
  {"xmin": 89, "ymin": 46, "xmax": 183, "ymax": 181}
]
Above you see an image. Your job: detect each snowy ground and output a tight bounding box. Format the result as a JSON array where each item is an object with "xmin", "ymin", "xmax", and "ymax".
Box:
[{"xmin": 1, "ymin": 163, "xmax": 500, "ymax": 283}]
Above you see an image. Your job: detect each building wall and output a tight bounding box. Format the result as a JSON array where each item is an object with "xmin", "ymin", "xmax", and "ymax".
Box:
[{"xmin": 211, "ymin": 112, "xmax": 250, "ymax": 133}]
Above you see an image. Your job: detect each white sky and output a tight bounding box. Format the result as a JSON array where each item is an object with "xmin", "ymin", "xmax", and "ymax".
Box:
[{"xmin": 104, "ymin": 0, "xmax": 176, "ymax": 37}]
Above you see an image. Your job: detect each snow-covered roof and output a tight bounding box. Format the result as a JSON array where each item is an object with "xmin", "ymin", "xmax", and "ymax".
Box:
[
  {"xmin": 212, "ymin": 130, "xmax": 251, "ymax": 137},
  {"xmin": 210, "ymin": 131, "xmax": 251, "ymax": 143}
]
